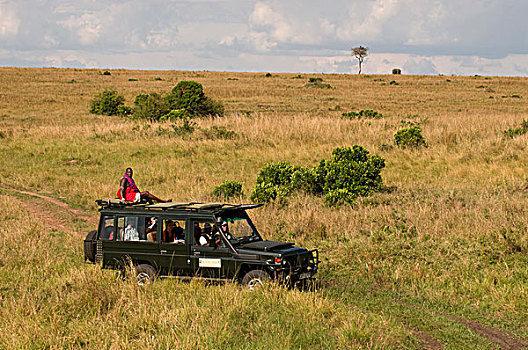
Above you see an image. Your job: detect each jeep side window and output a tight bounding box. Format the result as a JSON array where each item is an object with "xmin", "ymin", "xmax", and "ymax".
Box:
[
  {"xmin": 99, "ymin": 215, "xmax": 115, "ymax": 240},
  {"xmin": 192, "ymin": 221, "xmax": 215, "ymax": 247},
  {"xmin": 161, "ymin": 219, "xmax": 185, "ymax": 244},
  {"xmin": 116, "ymin": 216, "xmax": 141, "ymax": 241},
  {"xmin": 145, "ymin": 217, "xmax": 158, "ymax": 242}
]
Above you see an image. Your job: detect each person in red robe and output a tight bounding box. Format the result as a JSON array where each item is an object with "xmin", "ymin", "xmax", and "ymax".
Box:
[{"xmin": 117, "ymin": 167, "xmax": 169, "ymax": 203}]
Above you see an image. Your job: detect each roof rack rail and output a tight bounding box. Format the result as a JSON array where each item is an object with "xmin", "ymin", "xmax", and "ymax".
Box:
[{"xmin": 95, "ymin": 199, "xmax": 264, "ymax": 212}]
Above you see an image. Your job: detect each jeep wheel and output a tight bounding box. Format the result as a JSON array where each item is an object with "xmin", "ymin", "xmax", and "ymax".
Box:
[
  {"xmin": 135, "ymin": 264, "xmax": 157, "ymax": 286},
  {"xmin": 241, "ymin": 270, "xmax": 270, "ymax": 290},
  {"xmin": 83, "ymin": 230, "xmax": 97, "ymax": 262}
]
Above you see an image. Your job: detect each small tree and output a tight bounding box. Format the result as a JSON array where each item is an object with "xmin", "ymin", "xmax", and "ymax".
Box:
[{"xmin": 351, "ymin": 46, "xmax": 369, "ymax": 74}]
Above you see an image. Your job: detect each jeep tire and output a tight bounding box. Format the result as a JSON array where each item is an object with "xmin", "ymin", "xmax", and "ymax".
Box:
[
  {"xmin": 135, "ymin": 264, "xmax": 157, "ymax": 286},
  {"xmin": 241, "ymin": 269, "xmax": 270, "ymax": 290}
]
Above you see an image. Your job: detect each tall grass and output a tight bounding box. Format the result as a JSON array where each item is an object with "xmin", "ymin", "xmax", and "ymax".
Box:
[{"xmin": 1, "ymin": 68, "xmax": 528, "ymax": 347}]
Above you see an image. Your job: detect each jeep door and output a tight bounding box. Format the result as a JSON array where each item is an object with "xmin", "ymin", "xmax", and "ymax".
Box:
[
  {"xmin": 190, "ymin": 220, "xmax": 235, "ymax": 279},
  {"xmin": 101, "ymin": 214, "xmax": 160, "ymax": 269},
  {"xmin": 158, "ymin": 217, "xmax": 192, "ymax": 276}
]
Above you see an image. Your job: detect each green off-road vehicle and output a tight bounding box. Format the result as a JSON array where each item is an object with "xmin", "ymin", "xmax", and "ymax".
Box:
[{"xmin": 84, "ymin": 200, "xmax": 319, "ymax": 288}]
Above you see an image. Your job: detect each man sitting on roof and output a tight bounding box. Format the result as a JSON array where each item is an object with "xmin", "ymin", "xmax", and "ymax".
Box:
[{"xmin": 117, "ymin": 167, "xmax": 170, "ymax": 203}]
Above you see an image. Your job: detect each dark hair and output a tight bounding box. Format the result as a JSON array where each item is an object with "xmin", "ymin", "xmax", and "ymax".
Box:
[{"xmin": 126, "ymin": 167, "xmax": 133, "ymax": 172}]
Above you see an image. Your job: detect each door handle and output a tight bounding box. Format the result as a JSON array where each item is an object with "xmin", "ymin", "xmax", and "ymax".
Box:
[{"xmin": 160, "ymin": 250, "xmax": 167, "ymax": 254}]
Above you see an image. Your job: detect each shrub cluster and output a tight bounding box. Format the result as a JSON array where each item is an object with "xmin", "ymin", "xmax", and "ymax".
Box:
[
  {"xmin": 89, "ymin": 89, "xmax": 130, "ymax": 116},
  {"xmin": 250, "ymin": 146, "xmax": 385, "ymax": 206},
  {"xmin": 341, "ymin": 109, "xmax": 383, "ymax": 120},
  {"xmin": 503, "ymin": 120, "xmax": 528, "ymax": 138},
  {"xmin": 134, "ymin": 81, "xmax": 224, "ymax": 121},
  {"xmin": 392, "ymin": 68, "xmax": 401, "ymax": 74},
  {"xmin": 394, "ymin": 126, "xmax": 427, "ymax": 148},
  {"xmin": 305, "ymin": 77, "xmax": 332, "ymax": 89},
  {"xmin": 90, "ymin": 81, "xmax": 223, "ymax": 121},
  {"xmin": 213, "ymin": 181, "xmax": 244, "ymax": 198}
]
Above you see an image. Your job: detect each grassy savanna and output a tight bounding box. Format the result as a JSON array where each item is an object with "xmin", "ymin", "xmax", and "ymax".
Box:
[{"xmin": 1, "ymin": 67, "xmax": 528, "ymax": 348}]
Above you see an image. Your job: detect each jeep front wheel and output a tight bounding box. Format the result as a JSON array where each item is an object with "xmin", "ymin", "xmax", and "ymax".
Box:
[
  {"xmin": 241, "ymin": 270, "xmax": 270, "ymax": 290},
  {"xmin": 135, "ymin": 264, "xmax": 157, "ymax": 286}
]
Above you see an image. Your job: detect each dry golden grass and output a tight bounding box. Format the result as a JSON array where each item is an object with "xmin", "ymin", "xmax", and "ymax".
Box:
[{"xmin": 1, "ymin": 67, "xmax": 528, "ymax": 348}]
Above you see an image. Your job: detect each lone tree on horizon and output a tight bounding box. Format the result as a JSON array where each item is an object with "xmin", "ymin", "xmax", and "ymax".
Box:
[{"xmin": 351, "ymin": 46, "xmax": 368, "ymax": 74}]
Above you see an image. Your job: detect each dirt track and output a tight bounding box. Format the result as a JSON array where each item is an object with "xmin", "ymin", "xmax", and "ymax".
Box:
[{"xmin": 2, "ymin": 184, "xmax": 527, "ymax": 349}]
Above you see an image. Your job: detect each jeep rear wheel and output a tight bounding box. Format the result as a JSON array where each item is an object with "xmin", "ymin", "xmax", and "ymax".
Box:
[
  {"xmin": 241, "ymin": 270, "xmax": 271, "ymax": 290},
  {"xmin": 135, "ymin": 264, "xmax": 157, "ymax": 286},
  {"xmin": 83, "ymin": 230, "xmax": 97, "ymax": 262}
]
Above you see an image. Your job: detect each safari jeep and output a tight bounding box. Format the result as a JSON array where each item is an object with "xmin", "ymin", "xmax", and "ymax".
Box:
[{"xmin": 84, "ymin": 200, "xmax": 320, "ymax": 288}]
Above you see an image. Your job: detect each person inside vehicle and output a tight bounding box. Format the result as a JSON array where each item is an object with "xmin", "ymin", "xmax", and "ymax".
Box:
[
  {"xmin": 117, "ymin": 168, "xmax": 170, "ymax": 203},
  {"xmin": 124, "ymin": 218, "xmax": 139, "ymax": 241},
  {"xmin": 163, "ymin": 220, "xmax": 176, "ymax": 243},
  {"xmin": 193, "ymin": 222, "xmax": 202, "ymax": 245},
  {"xmin": 197, "ymin": 223, "xmax": 217, "ymax": 246},
  {"xmin": 146, "ymin": 217, "xmax": 157, "ymax": 242},
  {"xmin": 220, "ymin": 221, "xmax": 234, "ymax": 240}
]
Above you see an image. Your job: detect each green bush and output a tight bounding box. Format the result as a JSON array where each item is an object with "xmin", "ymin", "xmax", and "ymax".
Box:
[
  {"xmin": 213, "ymin": 181, "xmax": 244, "ymax": 198},
  {"xmin": 117, "ymin": 105, "xmax": 132, "ymax": 116},
  {"xmin": 132, "ymin": 93, "xmax": 171, "ymax": 121},
  {"xmin": 132, "ymin": 81, "xmax": 224, "ymax": 121},
  {"xmin": 503, "ymin": 120, "xmax": 528, "ymax": 138},
  {"xmin": 392, "ymin": 68, "xmax": 401, "ymax": 74},
  {"xmin": 167, "ymin": 80, "xmax": 224, "ymax": 117},
  {"xmin": 89, "ymin": 89, "xmax": 126, "ymax": 116},
  {"xmin": 251, "ymin": 146, "xmax": 385, "ymax": 206},
  {"xmin": 250, "ymin": 162, "xmax": 300, "ymax": 202},
  {"xmin": 102, "ymin": 70, "xmax": 111, "ymax": 76},
  {"xmin": 389, "ymin": 80, "xmax": 399, "ymax": 85},
  {"xmin": 305, "ymin": 77, "xmax": 332, "ymax": 89},
  {"xmin": 394, "ymin": 126, "xmax": 427, "ymax": 148},
  {"xmin": 342, "ymin": 109, "xmax": 383, "ymax": 120},
  {"xmin": 319, "ymin": 146, "xmax": 385, "ymax": 206}
]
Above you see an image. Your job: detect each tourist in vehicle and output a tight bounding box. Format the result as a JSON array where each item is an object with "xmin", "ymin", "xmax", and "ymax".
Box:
[
  {"xmin": 220, "ymin": 221, "xmax": 234, "ymax": 240},
  {"xmin": 193, "ymin": 222, "xmax": 202, "ymax": 245},
  {"xmin": 196, "ymin": 223, "xmax": 216, "ymax": 246},
  {"xmin": 124, "ymin": 218, "xmax": 139, "ymax": 241},
  {"xmin": 146, "ymin": 217, "xmax": 157, "ymax": 241},
  {"xmin": 163, "ymin": 220, "xmax": 184, "ymax": 243},
  {"xmin": 163, "ymin": 220, "xmax": 176, "ymax": 243},
  {"xmin": 117, "ymin": 167, "xmax": 170, "ymax": 203}
]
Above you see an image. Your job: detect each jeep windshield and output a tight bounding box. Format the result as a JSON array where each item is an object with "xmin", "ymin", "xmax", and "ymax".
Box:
[{"xmin": 219, "ymin": 210, "xmax": 262, "ymax": 245}]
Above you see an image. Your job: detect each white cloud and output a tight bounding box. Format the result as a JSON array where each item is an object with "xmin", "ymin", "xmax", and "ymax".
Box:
[
  {"xmin": 0, "ymin": 2, "xmax": 20, "ymax": 37},
  {"xmin": 58, "ymin": 13, "xmax": 103, "ymax": 45}
]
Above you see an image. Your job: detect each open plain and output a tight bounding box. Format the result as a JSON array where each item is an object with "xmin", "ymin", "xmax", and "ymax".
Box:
[{"xmin": 0, "ymin": 67, "xmax": 527, "ymax": 348}]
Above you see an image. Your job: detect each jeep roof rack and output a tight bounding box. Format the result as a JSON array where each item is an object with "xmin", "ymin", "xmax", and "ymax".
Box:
[{"xmin": 95, "ymin": 199, "xmax": 262, "ymax": 212}]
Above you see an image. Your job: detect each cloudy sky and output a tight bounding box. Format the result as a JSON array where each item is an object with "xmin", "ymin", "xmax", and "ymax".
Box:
[{"xmin": 0, "ymin": 0, "xmax": 527, "ymax": 75}]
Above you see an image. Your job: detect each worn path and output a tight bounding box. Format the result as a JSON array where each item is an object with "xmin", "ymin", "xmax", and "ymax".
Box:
[{"xmin": 2, "ymin": 184, "xmax": 527, "ymax": 349}]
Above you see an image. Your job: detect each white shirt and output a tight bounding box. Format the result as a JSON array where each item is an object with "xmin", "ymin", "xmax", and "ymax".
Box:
[{"xmin": 124, "ymin": 225, "xmax": 139, "ymax": 241}]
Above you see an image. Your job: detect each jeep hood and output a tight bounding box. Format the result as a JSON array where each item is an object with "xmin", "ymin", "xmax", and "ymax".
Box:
[{"xmin": 239, "ymin": 240, "xmax": 295, "ymax": 252}]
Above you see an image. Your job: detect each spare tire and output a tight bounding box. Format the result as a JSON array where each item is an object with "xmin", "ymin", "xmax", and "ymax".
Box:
[{"xmin": 84, "ymin": 230, "xmax": 97, "ymax": 263}]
